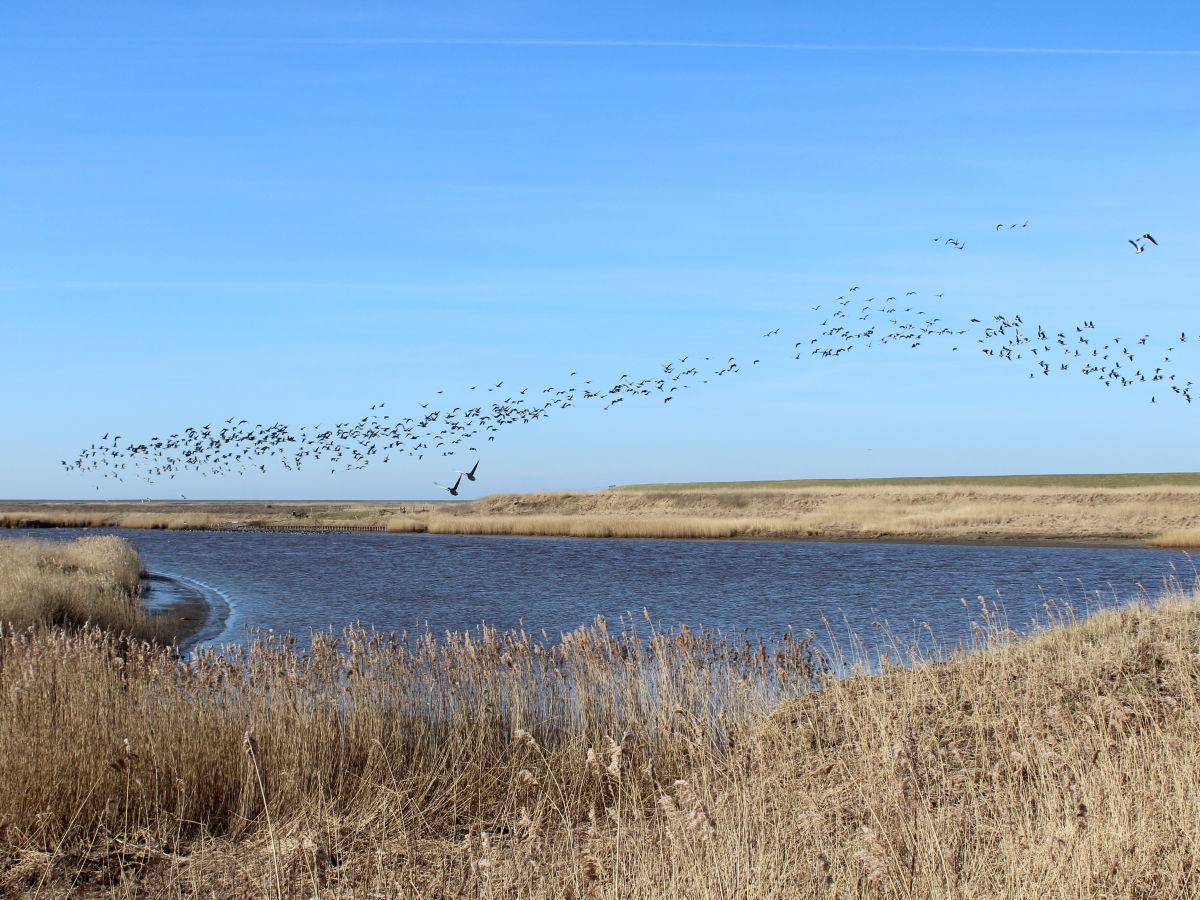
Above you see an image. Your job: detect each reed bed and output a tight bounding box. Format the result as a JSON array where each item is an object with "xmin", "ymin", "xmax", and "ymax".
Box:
[
  {"xmin": 6, "ymin": 481, "xmax": 1200, "ymax": 542},
  {"xmin": 0, "ymin": 535, "xmax": 150, "ymax": 636},
  {"xmin": 4, "ymin": 576, "xmax": 1200, "ymax": 897},
  {"xmin": 0, "ymin": 502, "xmax": 427, "ymax": 532},
  {"xmin": 0, "ymin": 510, "xmax": 217, "ymax": 530},
  {"xmin": 0, "ymin": 616, "xmax": 820, "ymax": 898},
  {"xmin": 428, "ymin": 484, "xmax": 1200, "ymax": 542},
  {"xmin": 618, "ymin": 471, "xmax": 1200, "ymax": 491},
  {"xmin": 1148, "ymin": 527, "xmax": 1200, "ymax": 548},
  {"xmin": 419, "ymin": 513, "xmax": 774, "ymax": 539}
]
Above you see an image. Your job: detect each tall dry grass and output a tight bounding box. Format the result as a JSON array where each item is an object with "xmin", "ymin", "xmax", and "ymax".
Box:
[
  {"xmin": 419, "ymin": 513, "xmax": 772, "ymax": 539},
  {"xmin": 1148, "ymin": 527, "xmax": 1200, "ymax": 548},
  {"xmin": 0, "ymin": 501, "xmax": 431, "ymax": 532},
  {"xmin": 0, "ymin": 510, "xmax": 217, "ymax": 530},
  {"xmin": 409, "ymin": 484, "xmax": 1200, "ymax": 543},
  {"xmin": 0, "ymin": 535, "xmax": 149, "ymax": 636},
  {"xmin": 4, "ymin": 578, "xmax": 1200, "ymax": 897},
  {"xmin": 7, "ymin": 484, "xmax": 1200, "ymax": 542},
  {"xmin": 0, "ymin": 616, "xmax": 818, "ymax": 897}
]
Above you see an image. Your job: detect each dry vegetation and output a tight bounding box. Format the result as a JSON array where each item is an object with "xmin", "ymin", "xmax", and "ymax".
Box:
[
  {"xmin": 617, "ymin": 472, "xmax": 1200, "ymax": 491},
  {"xmin": 0, "ymin": 535, "xmax": 153, "ymax": 637},
  {"xmin": 0, "ymin": 501, "xmax": 429, "ymax": 532},
  {"xmin": 3, "ymin": 566, "xmax": 1200, "ymax": 897},
  {"xmin": 404, "ymin": 483, "xmax": 1200, "ymax": 545},
  {"xmin": 6, "ymin": 476, "xmax": 1200, "ymax": 545},
  {"xmin": 1146, "ymin": 528, "xmax": 1200, "ymax": 549}
]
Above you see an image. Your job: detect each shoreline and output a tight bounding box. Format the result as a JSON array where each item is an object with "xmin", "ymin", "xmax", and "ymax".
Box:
[{"xmin": 140, "ymin": 573, "xmax": 223, "ymax": 651}]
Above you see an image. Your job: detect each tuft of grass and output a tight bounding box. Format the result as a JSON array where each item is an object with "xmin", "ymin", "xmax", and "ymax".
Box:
[
  {"xmin": 0, "ymin": 535, "xmax": 155, "ymax": 637},
  {"xmin": 1148, "ymin": 528, "xmax": 1200, "ymax": 548}
]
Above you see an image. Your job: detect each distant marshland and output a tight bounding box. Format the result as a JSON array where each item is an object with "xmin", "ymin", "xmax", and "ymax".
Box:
[{"xmin": 8, "ymin": 472, "xmax": 1200, "ymax": 546}]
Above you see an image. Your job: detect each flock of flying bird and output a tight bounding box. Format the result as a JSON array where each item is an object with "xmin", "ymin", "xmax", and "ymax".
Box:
[{"xmin": 64, "ymin": 227, "xmax": 1188, "ymax": 495}]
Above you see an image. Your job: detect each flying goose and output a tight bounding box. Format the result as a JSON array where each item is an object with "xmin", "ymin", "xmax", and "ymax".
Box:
[{"xmin": 435, "ymin": 473, "xmax": 463, "ymax": 496}]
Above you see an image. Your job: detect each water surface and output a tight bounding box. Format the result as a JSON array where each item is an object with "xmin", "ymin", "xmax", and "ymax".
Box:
[{"xmin": 10, "ymin": 529, "xmax": 1191, "ymax": 655}]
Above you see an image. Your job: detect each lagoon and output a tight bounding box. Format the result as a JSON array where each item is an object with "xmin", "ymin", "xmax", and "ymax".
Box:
[{"xmin": 10, "ymin": 528, "xmax": 1191, "ymax": 654}]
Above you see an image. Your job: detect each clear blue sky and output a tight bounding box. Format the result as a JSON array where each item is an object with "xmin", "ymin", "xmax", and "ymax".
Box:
[{"xmin": 4, "ymin": 2, "xmax": 1199, "ymax": 499}]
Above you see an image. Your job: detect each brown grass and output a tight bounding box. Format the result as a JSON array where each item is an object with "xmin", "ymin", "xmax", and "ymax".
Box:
[
  {"xmin": 3, "ymin": 559, "xmax": 1200, "ymax": 897},
  {"xmin": 0, "ymin": 500, "xmax": 436, "ymax": 532},
  {"xmin": 405, "ymin": 484, "xmax": 1200, "ymax": 543},
  {"xmin": 0, "ymin": 510, "xmax": 218, "ymax": 530},
  {"xmin": 420, "ymin": 513, "xmax": 769, "ymax": 539},
  {"xmin": 1148, "ymin": 528, "xmax": 1200, "ymax": 549},
  {"xmin": 0, "ymin": 614, "xmax": 819, "ymax": 898},
  {"xmin": 7, "ymin": 483, "xmax": 1200, "ymax": 543},
  {"xmin": 618, "ymin": 471, "xmax": 1200, "ymax": 490},
  {"xmin": 0, "ymin": 535, "xmax": 153, "ymax": 637}
]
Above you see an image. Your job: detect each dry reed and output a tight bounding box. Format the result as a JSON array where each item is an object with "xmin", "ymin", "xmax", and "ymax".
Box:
[
  {"xmin": 0, "ymin": 535, "xmax": 150, "ymax": 637},
  {"xmin": 401, "ymin": 484, "xmax": 1200, "ymax": 543},
  {"xmin": 7, "ymin": 482, "xmax": 1200, "ymax": 543},
  {"xmin": 0, "ymin": 510, "xmax": 218, "ymax": 530},
  {"xmin": 3, "ymin": 564, "xmax": 1200, "ymax": 897},
  {"xmin": 1148, "ymin": 528, "xmax": 1200, "ymax": 548}
]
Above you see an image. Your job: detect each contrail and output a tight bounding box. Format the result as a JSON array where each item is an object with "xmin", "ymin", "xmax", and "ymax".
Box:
[{"xmin": 312, "ymin": 37, "xmax": 1200, "ymax": 56}]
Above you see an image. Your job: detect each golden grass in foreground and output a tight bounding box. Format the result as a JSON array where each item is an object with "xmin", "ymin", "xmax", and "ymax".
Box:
[
  {"xmin": 4, "ymin": 581, "xmax": 1200, "ymax": 897},
  {"xmin": 0, "ymin": 535, "xmax": 153, "ymax": 637}
]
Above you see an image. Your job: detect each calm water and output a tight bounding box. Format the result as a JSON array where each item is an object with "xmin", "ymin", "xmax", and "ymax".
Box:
[{"xmin": 10, "ymin": 528, "xmax": 1193, "ymax": 655}]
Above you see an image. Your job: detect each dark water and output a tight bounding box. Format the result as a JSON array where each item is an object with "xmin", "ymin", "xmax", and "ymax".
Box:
[{"xmin": 9, "ymin": 528, "xmax": 1193, "ymax": 656}]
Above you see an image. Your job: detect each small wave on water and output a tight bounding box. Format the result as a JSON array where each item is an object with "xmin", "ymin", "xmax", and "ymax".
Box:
[
  {"xmin": 12, "ymin": 527, "xmax": 1193, "ymax": 658},
  {"xmin": 141, "ymin": 572, "xmax": 233, "ymax": 654}
]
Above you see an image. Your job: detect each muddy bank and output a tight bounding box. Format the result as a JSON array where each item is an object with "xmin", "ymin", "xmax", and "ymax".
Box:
[{"xmin": 140, "ymin": 573, "xmax": 225, "ymax": 651}]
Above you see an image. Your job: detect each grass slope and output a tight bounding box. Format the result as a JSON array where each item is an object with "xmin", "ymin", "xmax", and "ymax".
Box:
[{"xmin": 616, "ymin": 472, "xmax": 1200, "ymax": 491}]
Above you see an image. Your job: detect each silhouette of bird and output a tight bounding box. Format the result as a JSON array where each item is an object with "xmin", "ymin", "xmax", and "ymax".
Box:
[
  {"xmin": 435, "ymin": 474, "xmax": 463, "ymax": 497},
  {"xmin": 69, "ymin": 242, "xmax": 1193, "ymax": 491}
]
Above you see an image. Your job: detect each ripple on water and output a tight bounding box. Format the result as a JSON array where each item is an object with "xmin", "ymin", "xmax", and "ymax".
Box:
[{"xmin": 9, "ymin": 528, "xmax": 1194, "ymax": 655}]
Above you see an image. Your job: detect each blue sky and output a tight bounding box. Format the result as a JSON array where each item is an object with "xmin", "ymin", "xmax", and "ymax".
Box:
[{"xmin": 3, "ymin": 2, "xmax": 1199, "ymax": 499}]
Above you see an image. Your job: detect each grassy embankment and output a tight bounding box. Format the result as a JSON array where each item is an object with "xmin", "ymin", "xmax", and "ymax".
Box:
[
  {"xmin": 6, "ymin": 473, "xmax": 1200, "ymax": 545},
  {"xmin": 0, "ymin": 535, "xmax": 157, "ymax": 639},
  {"xmin": 403, "ymin": 473, "xmax": 1200, "ymax": 546},
  {"xmin": 1, "ymin": 542, "xmax": 1198, "ymax": 896}
]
